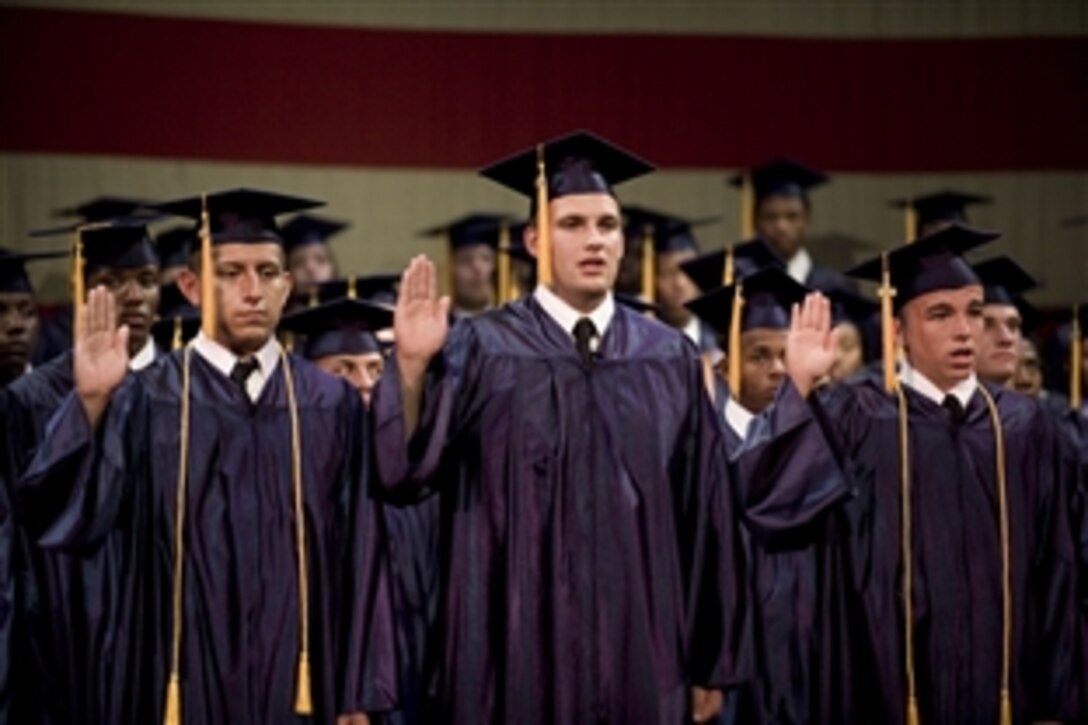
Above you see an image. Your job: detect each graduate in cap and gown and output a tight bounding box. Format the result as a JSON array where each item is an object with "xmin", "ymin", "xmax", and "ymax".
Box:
[
  {"xmin": 373, "ymin": 131, "xmax": 751, "ymax": 724},
  {"xmin": 731, "ymin": 159, "xmax": 856, "ymax": 297},
  {"xmin": 892, "ymin": 190, "xmax": 992, "ymax": 239},
  {"xmin": 971, "ymin": 256, "xmax": 1037, "ymax": 390},
  {"xmin": 16, "ymin": 188, "xmax": 397, "ymax": 724},
  {"xmin": 420, "ymin": 214, "xmax": 517, "ymax": 320},
  {"xmin": 0, "ymin": 248, "xmax": 66, "ymax": 387},
  {"xmin": 687, "ymin": 268, "xmax": 857, "ymax": 725},
  {"xmin": 756, "ymin": 224, "xmax": 1081, "ymax": 723},
  {"xmin": 622, "ymin": 206, "xmax": 720, "ymax": 354},
  {"xmin": 281, "ymin": 213, "xmax": 345, "ymax": 287}
]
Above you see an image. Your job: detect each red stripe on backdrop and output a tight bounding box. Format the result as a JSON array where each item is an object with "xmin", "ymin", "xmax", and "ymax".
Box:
[{"xmin": 1, "ymin": 8, "xmax": 1086, "ymax": 171}]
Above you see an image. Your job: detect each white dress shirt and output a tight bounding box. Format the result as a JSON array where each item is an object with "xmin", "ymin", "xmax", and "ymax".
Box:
[
  {"xmin": 898, "ymin": 358, "xmax": 977, "ymax": 408},
  {"xmin": 192, "ymin": 331, "xmax": 282, "ymax": 403},
  {"xmin": 724, "ymin": 396, "xmax": 755, "ymax": 440},
  {"xmin": 533, "ymin": 285, "xmax": 614, "ymax": 350},
  {"xmin": 128, "ymin": 338, "xmax": 157, "ymax": 371},
  {"xmin": 785, "ymin": 248, "xmax": 813, "ymax": 285}
]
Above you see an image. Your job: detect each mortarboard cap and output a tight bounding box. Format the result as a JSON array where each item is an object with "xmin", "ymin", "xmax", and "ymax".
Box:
[
  {"xmin": 31, "ymin": 215, "xmax": 160, "ymax": 271},
  {"xmin": 156, "ymin": 225, "xmax": 197, "ymax": 268},
  {"xmin": 846, "ymin": 224, "xmax": 998, "ymax": 312},
  {"xmin": 614, "ymin": 293, "xmax": 660, "ymax": 316},
  {"xmin": 420, "ymin": 213, "xmax": 516, "ymax": 251},
  {"xmin": 825, "ymin": 287, "xmax": 880, "ymax": 329},
  {"xmin": 152, "ymin": 188, "xmax": 323, "ymax": 244},
  {"xmin": 730, "ymin": 158, "xmax": 828, "ymax": 203},
  {"xmin": 971, "ymin": 256, "xmax": 1037, "ymax": 306},
  {"xmin": 294, "ymin": 274, "xmax": 401, "ymax": 309},
  {"xmin": 279, "ymin": 297, "xmax": 393, "ymax": 359},
  {"xmin": 622, "ymin": 206, "xmax": 720, "ymax": 255},
  {"xmin": 891, "ymin": 190, "xmax": 992, "ymax": 237},
  {"xmin": 480, "ymin": 130, "xmax": 654, "ymax": 208},
  {"xmin": 685, "ymin": 266, "xmax": 809, "ymax": 347},
  {"xmin": 281, "ymin": 214, "xmax": 349, "ymax": 255},
  {"xmin": 679, "ymin": 238, "xmax": 783, "ymax": 293},
  {"xmin": 0, "ymin": 247, "xmax": 67, "ymax": 294},
  {"xmin": 56, "ymin": 196, "xmax": 154, "ymax": 223}
]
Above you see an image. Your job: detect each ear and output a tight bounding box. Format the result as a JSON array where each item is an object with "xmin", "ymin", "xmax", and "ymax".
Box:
[
  {"xmin": 894, "ymin": 314, "xmax": 905, "ymax": 351},
  {"xmin": 522, "ymin": 223, "xmax": 539, "ymax": 259},
  {"xmin": 176, "ymin": 269, "xmax": 201, "ymax": 307}
]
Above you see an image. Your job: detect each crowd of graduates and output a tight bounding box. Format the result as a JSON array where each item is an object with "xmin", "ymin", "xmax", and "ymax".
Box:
[{"xmin": 0, "ymin": 130, "xmax": 1085, "ymax": 724}]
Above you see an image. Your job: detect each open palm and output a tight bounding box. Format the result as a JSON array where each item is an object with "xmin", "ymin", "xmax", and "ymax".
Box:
[
  {"xmin": 786, "ymin": 292, "xmax": 837, "ymax": 396},
  {"xmin": 394, "ymin": 255, "xmax": 450, "ymax": 369},
  {"xmin": 75, "ymin": 286, "xmax": 130, "ymax": 401}
]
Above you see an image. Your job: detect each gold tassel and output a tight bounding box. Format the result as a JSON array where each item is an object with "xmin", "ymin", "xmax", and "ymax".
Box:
[
  {"xmin": 879, "ymin": 252, "xmax": 898, "ymax": 393},
  {"xmin": 497, "ymin": 221, "xmax": 512, "ymax": 304},
  {"xmin": 283, "ymin": 332, "xmax": 295, "ymax": 354},
  {"xmin": 171, "ymin": 317, "xmax": 183, "ymax": 351},
  {"xmin": 722, "ymin": 245, "xmax": 735, "ymax": 287},
  {"xmin": 640, "ymin": 225, "xmax": 655, "ymax": 306},
  {"xmin": 163, "ymin": 674, "xmax": 181, "ymax": 725},
  {"xmin": 347, "ymin": 275, "xmax": 357, "ymax": 300},
  {"xmin": 71, "ymin": 227, "xmax": 86, "ymax": 341},
  {"xmin": 999, "ymin": 689, "xmax": 1012, "ymax": 725},
  {"xmin": 740, "ymin": 174, "xmax": 755, "ymax": 239},
  {"xmin": 1071, "ymin": 304, "xmax": 1082, "ymax": 410},
  {"xmin": 199, "ymin": 193, "xmax": 216, "ymax": 339},
  {"xmin": 727, "ymin": 279, "xmax": 744, "ymax": 393},
  {"xmin": 907, "ymin": 696, "xmax": 920, "ymax": 725},
  {"xmin": 308, "ymin": 287, "xmax": 319, "ymax": 308},
  {"xmin": 535, "ymin": 144, "xmax": 553, "ymax": 287},
  {"xmin": 294, "ymin": 652, "xmax": 313, "ymax": 715},
  {"xmin": 904, "ymin": 201, "xmax": 918, "ymax": 243}
]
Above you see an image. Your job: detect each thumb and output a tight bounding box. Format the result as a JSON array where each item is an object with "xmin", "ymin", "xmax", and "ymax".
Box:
[{"xmin": 437, "ymin": 295, "xmax": 452, "ymax": 317}]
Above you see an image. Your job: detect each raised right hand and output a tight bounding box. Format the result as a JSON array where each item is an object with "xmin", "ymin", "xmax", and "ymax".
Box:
[
  {"xmin": 394, "ymin": 255, "xmax": 450, "ymax": 376},
  {"xmin": 75, "ymin": 286, "xmax": 130, "ymax": 410}
]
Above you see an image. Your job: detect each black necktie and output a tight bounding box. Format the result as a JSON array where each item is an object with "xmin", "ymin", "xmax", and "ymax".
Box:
[
  {"xmin": 572, "ymin": 317, "xmax": 598, "ymax": 369},
  {"xmin": 942, "ymin": 394, "xmax": 966, "ymax": 425},
  {"xmin": 230, "ymin": 358, "xmax": 260, "ymax": 399}
]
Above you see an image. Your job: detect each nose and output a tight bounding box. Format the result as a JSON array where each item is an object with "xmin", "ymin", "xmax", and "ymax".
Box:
[{"xmin": 240, "ymin": 269, "xmax": 263, "ymax": 300}]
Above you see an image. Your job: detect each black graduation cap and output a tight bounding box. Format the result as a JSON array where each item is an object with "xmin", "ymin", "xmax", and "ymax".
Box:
[
  {"xmin": 622, "ymin": 206, "xmax": 720, "ymax": 254},
  {"xmin": 156, "ymin": 225, "xmax": 198, "ymax": 268},
  {"xmin": 299, "ymin": 275, "xmax": 401, "ymax": 307},
  {"xmin": 0, "ymin": 247, "xmax": 67, "ymax": 294},
  {"xmin": 730, "ymin": 158, "xmax": 829, "ymax": 202},
  {"xmin": 685, "ymin": 266, "xmax": 809, "ymax": 345},
  {"xmin": 891, "ymin": 190, "xmax": 992, "ymax": 234},
  {"xmin": 151, "ymin": 282, "xmax": 200, "ymax": 351},
  {"xmin": 825, "ymin": 287, "xmax": 879, "ymax": 329},
  {"xmin": 479, "ymin": 130, "xmax": 654, "ymax": 205},
  {"xmin": 279, "ymin": 297, "xmax": 393, "ymax": 359},
  {"xmin": 971, "ymin": 256, "xmax": 1037, "ymax": 306},
  {"xmin": 56, "ymin": 196, "xmax": 154, "ymax": 223},
  {"xmin": 678, "ymin": 238, "xmax": 784, "ymax": 293},
  {"xmin": 419, "ymin": 214, "xmax": 516, "ymax": 250},
  {"xmin": 31, "ymin": 215, "xmax": 160, "ymax": 270},
  {"xmin": 281, "ymin": 214, "xmax": 349, "ymax": 255},
  {"xmin": 614, "ymin": 293, "xmax": 661, "ymax": 316},
  {"xmin": 846, "ymin": 224, "xmax": 999, "ymax": 312},
  {"xmin": 151, "ymin": 188, "xmax": 324, "ymax": 244}
]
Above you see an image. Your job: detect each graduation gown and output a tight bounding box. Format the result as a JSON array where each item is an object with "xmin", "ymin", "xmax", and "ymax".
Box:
[
  {"xmin": 792, "ymin": 378, "xmax": 1081, "ymax": 723},
  {"xmin": 717, "ymin": 386, "xmax": 855, "ymax": 725},
  {"xmin": 17, "ymin": 351, "xmax": 397, "ymax": 723},
  {"xmin": 372, "ymin": 296, "xmax": 748, "ymax": 725}
]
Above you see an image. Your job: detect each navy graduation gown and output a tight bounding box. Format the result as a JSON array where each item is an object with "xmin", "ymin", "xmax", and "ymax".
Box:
[
  {"xmin": 796, "ymin": 379, "xmax": 1081, "ymax": 723},
  {"xmin": 373, "ymin": 296, "xmax": 748, "ymax": 725},
  {"xmin": 18, "ymin": 351, "xmax": 397, "ymax": 723}
]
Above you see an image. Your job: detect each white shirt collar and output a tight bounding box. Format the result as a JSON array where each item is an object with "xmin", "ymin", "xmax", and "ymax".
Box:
[
  {"xmin": 724, "ymin": 395, "xmax": 755, "ymax": 440},
  {"xmin": 898, "ymin": 358, "xmax": 977, "ymax": 408},
  {"xmin": 681, "ymin": 316, "xmax": 702, "ymax": 348},
  {"xmin": 192, "ymin": 331, "xmax": 282, "ymax": 402},
  {"xmin": 786, "ymin": 247, "xmax": 813, "ymax": 284},
  {"xmin": 533, "ymin": 285, "xmax": 615, "ymax": 341},
  {"xmin": 128, "ymin": 338, "xmax": 157, "ymax": 371}
]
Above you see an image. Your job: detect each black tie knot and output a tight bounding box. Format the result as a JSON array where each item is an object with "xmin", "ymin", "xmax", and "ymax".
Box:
[
  {"xmin": 572, "ymin": 317, "xmax": 598, "ymax": 368},
  {"xmin": 230, "ymin": 358, "xmax": 260, "ymax": 393},
  {"xmin": 942, "ymin": 394, "xmax": 966, "ymax": 424}
]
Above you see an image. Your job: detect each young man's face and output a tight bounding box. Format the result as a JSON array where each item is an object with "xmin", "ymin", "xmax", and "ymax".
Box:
[
  {"xmin": 654, "ymin": 249, "xmax": 699, "ymax": 328},
  {"xmin": 526, "ymin": 193, "xmax": 623, "ymax": 311},
  {"xmin": 897, "ymin": 285, "xmax": 984, "ymax": 392},
  {"xmin": 180, "ymin": 243, "xmax": 292, "ymax": 356},
  {"xmin": 756, "ymin": 195, "xmax": 809, "ymax": 261},
  {"xmin": 85, "ymin": 264, "xmax": 161, "ymax": 356},
  {"xmin": 451, "ymin": 244, "xmax": 496, "ymax": 313},
  {"xmin": 830, "ymin": 322, "xmax": 864, "ymax": 384},
  {"xmin": 1012, "ymin": 337, "xmax": 1043, "ymax": 397},
  {"xmin": 288, "ymin": 243, "xmax": 337, "ymax": 286},
  {"xmin": 0, "ymin": 291, "xmax": 39, "ymax": 381},
  {"xmin": 738, "ymin": 328, "xmax": 788, "ymax": 414},
  {"xmin": 976, "ymin": 302, "xmax": 1022, "ymax": 386},
  {"xmin": 316, "ymin": 351, "xmax": 385, "ymax": 407}
]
